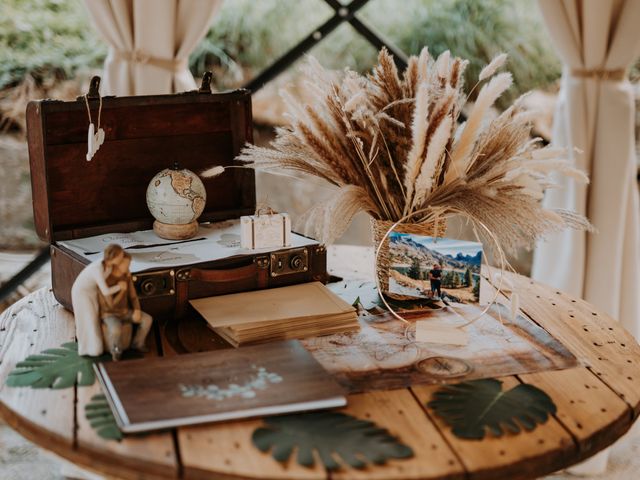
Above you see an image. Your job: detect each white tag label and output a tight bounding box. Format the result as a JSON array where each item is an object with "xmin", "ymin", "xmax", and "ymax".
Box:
[
  {"xmin": 86, "ymin": 123, "xmax": 95, "ymax": 161},
  {"xmin": 415, "ymin": 321, "xmax": 469, "ymax": 346},
  {"xmin": 86, "ymin": 124, "xmax": 105, "ymax": 162}
]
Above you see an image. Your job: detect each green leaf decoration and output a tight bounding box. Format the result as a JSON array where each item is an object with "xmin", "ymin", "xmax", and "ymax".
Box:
[
  {"xmin": 383, "ymin": 295, "xmax": 443, "ymax": 311},
  {"xmin": 252, "ymin": 411, "xmax": 413, "ymax": 470},
  {"xmin": 85, "ymin": 394, "xmax": 122, "ymax": 441},
  {"xmin": 6, "ymin": 342, "xmax": 106, "ymax": 389},
  {"xmin": 428, "ymin": 379, "xmax": 557, "ymax": 440}
]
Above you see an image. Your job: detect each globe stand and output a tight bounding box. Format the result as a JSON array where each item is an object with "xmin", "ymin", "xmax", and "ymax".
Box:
[{"xmin": 153, "ymin": 220, "xmax": 199, "ymax": 240}]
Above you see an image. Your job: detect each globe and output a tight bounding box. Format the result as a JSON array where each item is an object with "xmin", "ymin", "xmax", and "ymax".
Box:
[{"xmin": 146, "ymin": 165, "xmax": 207, "ymax": 239}]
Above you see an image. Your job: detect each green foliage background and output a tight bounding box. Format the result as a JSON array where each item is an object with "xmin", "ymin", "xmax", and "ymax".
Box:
[
  {"xmin": 0, "ymin": 0, "xmax": 106, "ymax": 89},
  {"xmin": 1, "ymin": 0, "xmax": 562, "ymax": 104}
]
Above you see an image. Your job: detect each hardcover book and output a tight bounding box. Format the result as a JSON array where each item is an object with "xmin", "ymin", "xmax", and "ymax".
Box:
[{"xmin": 94, "ymin": 340, "xmax": 346, "ymax": 433}]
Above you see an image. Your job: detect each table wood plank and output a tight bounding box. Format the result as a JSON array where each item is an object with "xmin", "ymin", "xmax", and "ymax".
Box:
[
  {"xmin": 75, "ymin": 381, "xmax": 179, "ymax": 480},
  {"xmin": 333, "ymin": 389, "xmax": 465, "ymax": 480},
  {"xmin": 178, "ymin": 419, "xmax": 327, "ymax": 480},
  {"xmin": 411, "ymin": 377, "xmax": 576, "ymax": 480},
  {"xmin": 492, "ymin": 270, "xmax": 640, "ymax": 415},
  {"xmin": 0, "ymin": 246, "xmax": 638, "ymax": 480},
  {"xmin": 0, "ymin": 288, "xmax": 75, "ymax": 447},
  {"xmin": 517, "ymin": 368, "xmax": 632, "ymax": 457}
]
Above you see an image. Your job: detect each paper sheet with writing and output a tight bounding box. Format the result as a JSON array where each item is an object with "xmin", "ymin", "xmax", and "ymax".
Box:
[{"xmin": 57, "ymin": 219, "xmax": 317, "ymax": 273}]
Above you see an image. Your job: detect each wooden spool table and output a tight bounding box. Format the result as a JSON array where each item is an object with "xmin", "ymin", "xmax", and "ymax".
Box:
[{"xmin": 0, "ymin": 245, "xmax": 639, "ymax": 480}]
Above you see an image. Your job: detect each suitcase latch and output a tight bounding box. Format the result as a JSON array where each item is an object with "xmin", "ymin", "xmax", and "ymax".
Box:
[
  {"xmin": 270, "ymin": 248, "xmax": 308, "ymax": 277},
  {"xmin": 255, "ymin": 255, "xmax": 269, "ymax": 269},
  {"xmin": 132, "ymin": 269, "xmax": 176, "ymax": 298},
  {"xmin": 175, "ymin": 269, "xmax": 190, "ymax": 281}
]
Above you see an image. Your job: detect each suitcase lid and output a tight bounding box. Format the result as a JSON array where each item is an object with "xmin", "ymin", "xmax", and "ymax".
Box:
[{"xmin": 26, "ymin": 74, "xmax": 255, "ymax": 242}]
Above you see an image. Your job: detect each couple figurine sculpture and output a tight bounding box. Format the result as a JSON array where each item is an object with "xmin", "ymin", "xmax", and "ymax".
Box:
[{"xmin": 71, "ymin": 244, "xmax": 153, "ymax": 360}]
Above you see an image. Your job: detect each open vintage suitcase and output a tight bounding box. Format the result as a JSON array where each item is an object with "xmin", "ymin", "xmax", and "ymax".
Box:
[{"xmin": 26, "ymin": 75, "xmax": 328, "ymax": 322}]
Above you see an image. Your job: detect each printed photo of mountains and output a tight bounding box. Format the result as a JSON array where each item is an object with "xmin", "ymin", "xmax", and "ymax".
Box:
[{"xmin": 388, "ymin": 233, "xmax": 483, "ymax": 304}]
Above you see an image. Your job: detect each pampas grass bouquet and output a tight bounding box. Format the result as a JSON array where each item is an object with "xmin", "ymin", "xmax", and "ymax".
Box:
[{"xmin": 228, "ymin": 47, "xmax": 590, "ymax": 261}]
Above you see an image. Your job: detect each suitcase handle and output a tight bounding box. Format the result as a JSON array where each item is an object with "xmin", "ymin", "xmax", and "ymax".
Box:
[
  {"xmin": 189, "ymin": 262, "xmax": 258, "ymax": 283},
  {"xmin": 174, "ymin": 258, "xmax": 269, "ymax": 318}
]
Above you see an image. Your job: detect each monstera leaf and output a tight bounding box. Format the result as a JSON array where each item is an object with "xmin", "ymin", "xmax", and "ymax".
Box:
[
  {"xmin": 85, "ymin": 394, "xmax": 122, "ymax": 441},
  {"xmin": 6, "ymin": 342, "xmax": 105, "ymax": 389},
  {"xmin": 252, "ymin": 411, "xmax": 413, "ymax": 470},
  {"xmin": 428, "ymin": 379, "xmax": 557, "ymax": 440}
]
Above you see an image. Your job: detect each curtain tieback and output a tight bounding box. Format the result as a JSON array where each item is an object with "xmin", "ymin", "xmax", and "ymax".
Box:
[
  {"xmin": 113, "ymin": 50, "xmax": 187, "ymax": 72},
  {"xmin": 570, "ymin": 68, "xmax": 626, "ymax": 81}
]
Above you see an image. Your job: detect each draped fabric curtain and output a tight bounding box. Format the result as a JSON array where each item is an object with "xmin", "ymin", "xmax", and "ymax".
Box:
[
  {"xmin": 534, "ymin": 0, "xmax": 640, "ymax": 474},
  {"xmin": 84, "ymin": 0, "xmax": 222, "ymax": 95},
  {"xmin": 533, "ymin": 0, "xmax": 640, "ymax": 336}
]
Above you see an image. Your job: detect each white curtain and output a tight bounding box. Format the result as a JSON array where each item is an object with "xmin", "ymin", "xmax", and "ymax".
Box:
[
  {"xmin": 533, "ymin": 0, "xmax": 640, "ymax": 337},
  {"xmin": 533, "ymin": 0, "xmax": 640, "ymax": 474},
  {"xmin": 84, "ymin": 0, "xmax": 223, "ymax": 95}
]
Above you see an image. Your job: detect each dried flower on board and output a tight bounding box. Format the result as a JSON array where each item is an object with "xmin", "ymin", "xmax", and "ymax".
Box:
[{"xmin": 237, "ymin": 48, "xmax": 591, "ymax": 252}]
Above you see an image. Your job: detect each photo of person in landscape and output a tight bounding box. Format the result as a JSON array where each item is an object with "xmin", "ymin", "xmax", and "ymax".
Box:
[
  {"xmin": 429, "ymin": 263, "xmax": 442, "ymax": 299},
  {"xmin": 388, "ymin": 233, "xmax": 483, "ymax": 304}
]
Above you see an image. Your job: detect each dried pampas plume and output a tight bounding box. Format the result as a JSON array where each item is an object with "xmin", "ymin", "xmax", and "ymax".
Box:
[
  {"xmin": 200, "ymin": 166, "xmax": 225, "ymax": 178},
  {"xmin": 479, "ymin": 53, "xmax": 508, "ymax": 81},
  {"xmin": 446, "ymin": 72, "xmax": 512, "ymax": 183},
  {"xmin": 237, "ymin": 47, "xmax": 592, "ymax": 249}
]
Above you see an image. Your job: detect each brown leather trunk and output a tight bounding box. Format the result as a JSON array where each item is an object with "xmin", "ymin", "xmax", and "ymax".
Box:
[{"xmin": 27, "ymin": 75, "xmax": 327, "ymax": 320}]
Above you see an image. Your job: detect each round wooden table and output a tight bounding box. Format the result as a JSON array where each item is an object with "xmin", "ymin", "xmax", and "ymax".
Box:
[{"xmin": 0, "ymin": 245, "xmax": 638, "ymax": 480}]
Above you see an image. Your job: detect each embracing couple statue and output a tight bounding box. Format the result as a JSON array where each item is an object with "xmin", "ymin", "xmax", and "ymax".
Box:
[{"xmin": 71, "ymin": 244, "xmax": 153, "ymax": 360}]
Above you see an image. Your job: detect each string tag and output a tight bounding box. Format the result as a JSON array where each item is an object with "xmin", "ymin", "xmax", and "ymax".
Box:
[
  {"xmin": 87, "ymin": 123, "xmax": 95, "ymax": 159},
  {"xmin": 86, "ymin": 125, "xmax": 105, "ymax": 161},
  {"xmin": 84, "ymin": 94, "xmax": 104, "ymax": 161},
  {"xmin": 415, "ymin": 321, "xmax": 469, "ymax": 346}
]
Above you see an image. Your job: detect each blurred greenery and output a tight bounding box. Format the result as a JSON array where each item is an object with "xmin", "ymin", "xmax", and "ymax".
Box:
[
  {"xmin": 199, "ymin": 0, "xmax": 562, "ymax": 105},
  {"xmin": 0, "ymin": 0, "xmax": 106, "ymax": 89},
  {"xmin": 1, "ymin": 0, "xmax": 562, "ymax": 105}
]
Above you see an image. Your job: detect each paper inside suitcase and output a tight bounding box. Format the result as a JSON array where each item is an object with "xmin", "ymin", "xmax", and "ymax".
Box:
[{"xmin": 26, "ymin": 76, "xmax": 327, "ymax": 318}]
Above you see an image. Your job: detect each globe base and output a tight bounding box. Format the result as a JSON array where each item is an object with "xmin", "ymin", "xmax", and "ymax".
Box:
[{"xmin": 153, "ymin": 220, "xmax": 199, "ymax": 240}]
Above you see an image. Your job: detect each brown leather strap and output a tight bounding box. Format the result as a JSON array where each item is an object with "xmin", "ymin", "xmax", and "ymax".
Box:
[
  {"xmin": 175, "ymin": 279, "xmax": 190, "ymax": 319},
  {"xmin": 189, "ymin": 263, "xmax": 258, "ymax": 283}
]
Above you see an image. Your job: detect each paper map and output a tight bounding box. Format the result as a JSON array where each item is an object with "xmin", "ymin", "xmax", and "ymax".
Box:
[
  {"xmin": 58, "ymin": 219, "xmax": 317, "ymax": 273},
  {"xmin": 302, "ymin": 281, "xmax": 578, "ymax": 393}
]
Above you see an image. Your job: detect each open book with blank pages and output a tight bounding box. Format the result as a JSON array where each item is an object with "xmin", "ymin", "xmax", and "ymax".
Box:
[
  {"xmin": 95, "ymin": 341, "xmax": 347, "ymax": 433},
  {"xmin": 190, "ymin": 282, "xmax": 359, "ymax": 347}
]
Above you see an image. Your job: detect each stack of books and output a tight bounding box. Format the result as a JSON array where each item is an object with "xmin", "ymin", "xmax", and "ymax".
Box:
[{"xmin": 190, "ymin": 282, "xmax": 359, "ymax": 347}]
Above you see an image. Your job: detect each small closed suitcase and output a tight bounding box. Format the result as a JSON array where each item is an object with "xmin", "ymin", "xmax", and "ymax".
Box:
[{"xmin": 26, "ymin": 75, "xmax": 328, "ymax": 322}]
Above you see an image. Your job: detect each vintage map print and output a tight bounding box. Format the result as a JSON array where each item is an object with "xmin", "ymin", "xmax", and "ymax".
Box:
[{"xmin": 303, "ymin": 281, "xmax": 577, "ymax": 393}]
